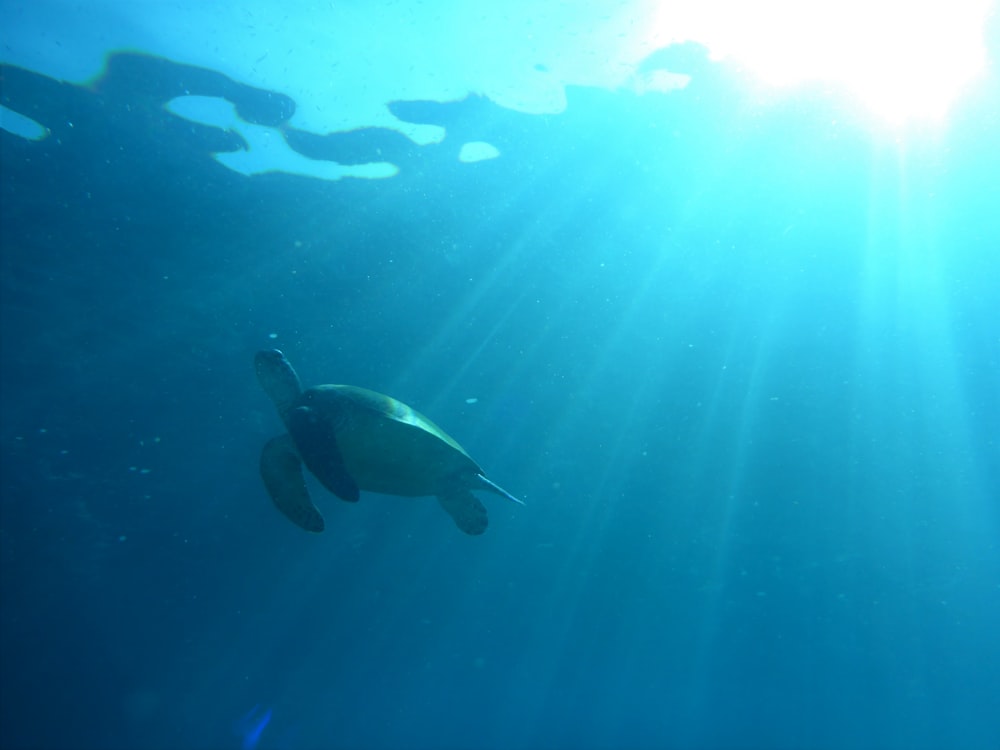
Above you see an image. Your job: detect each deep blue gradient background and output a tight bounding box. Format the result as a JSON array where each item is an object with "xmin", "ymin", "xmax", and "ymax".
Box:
[{"xmin": 2, "ymin": 38, "xmax": 999, "ymax": 750}]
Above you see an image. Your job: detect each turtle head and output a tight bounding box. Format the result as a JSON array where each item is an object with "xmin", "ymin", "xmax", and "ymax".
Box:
[{"xmin": 255, "ymin": 349, "xmax": 303, "ymax": 420}]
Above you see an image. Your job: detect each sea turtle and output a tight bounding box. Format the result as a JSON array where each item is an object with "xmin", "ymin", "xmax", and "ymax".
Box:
[{"xmin": 255, "ymin": 349, "xmax": 523, "ymax": 535}]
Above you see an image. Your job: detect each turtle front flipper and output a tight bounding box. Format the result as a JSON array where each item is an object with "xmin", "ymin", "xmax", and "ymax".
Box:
[
  {"xmin": 260, "ymin": 434, "xmax": 325, "ymax": 532},
  {"xmin": 287, "ymin": 406, "xmax": 361, "ymax": 503},
  {"xmin": 437, "ymin": 487, "xmax": 488, "ymax": 535}
]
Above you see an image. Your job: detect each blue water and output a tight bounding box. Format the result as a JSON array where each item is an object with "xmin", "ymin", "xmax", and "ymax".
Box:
[{"xmin": 2, "ymin": 36, "xmax": 999, "ymax": 750}]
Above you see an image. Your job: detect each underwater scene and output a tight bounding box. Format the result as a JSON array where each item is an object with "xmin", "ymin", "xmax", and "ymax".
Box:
[{"xmin": 1, "ymin": 2, "xmax": 999, "ymax": 749}]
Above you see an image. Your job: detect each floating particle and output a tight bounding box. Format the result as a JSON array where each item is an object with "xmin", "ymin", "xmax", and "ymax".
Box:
[{"xmin": 465, "ymin": 398, "xmax": 478, "ymax": 404}]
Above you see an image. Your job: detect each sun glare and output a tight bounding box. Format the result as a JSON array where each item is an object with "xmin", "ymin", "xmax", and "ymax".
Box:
[{"xmin": 683, "ymin": 0, "xmax": 991, "ymax": 123}]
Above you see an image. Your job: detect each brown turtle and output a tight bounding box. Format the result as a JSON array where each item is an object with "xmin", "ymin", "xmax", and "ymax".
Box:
[{"xmin": 255, "ymin": 349, "xmax": 522, "ymax": 535}]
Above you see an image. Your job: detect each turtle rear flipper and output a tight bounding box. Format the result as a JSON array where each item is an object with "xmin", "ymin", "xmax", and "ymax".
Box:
[
  {"xmin": 260, "ymin": 434, "xmax": 325, "ymax": 532},
  {"xmin": 437, "ymin": 487, "xmax": 488, "ymax": 535}
]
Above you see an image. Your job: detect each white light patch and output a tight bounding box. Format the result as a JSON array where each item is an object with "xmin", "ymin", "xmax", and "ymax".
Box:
[
  {"xmin": 458, "ymin": 142, "xmax": 500, "ymax": 163},
  {"xmin": 0, "ymin": 105, "xmax": 49, "ymax": 140},
  {"xmin": 655, "ymin": 0, "xmax": 991, "ymax": 123},
  {"xmin": 626, "ymin": 69, "xmax": 692, "ymax": 96},
  {"xmin": 165, "ymin": 95, "xmax": 398, "ymax": 180}
]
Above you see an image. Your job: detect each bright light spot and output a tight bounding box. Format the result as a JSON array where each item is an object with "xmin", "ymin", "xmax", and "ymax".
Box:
[
  {"xmin": 0, "ymin": 105, "xmax": 48, "ymax": 140},
  {"xmin": 458, "ymin": 142, "xmax": 500, "ymax": 163},
  {"xmin": 658, "ymin": 0, "xmax": 990, "ymax": 123},
  {"xmin": 164, "ymin": 95, "xmax": 398, "ymax": 181}
]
